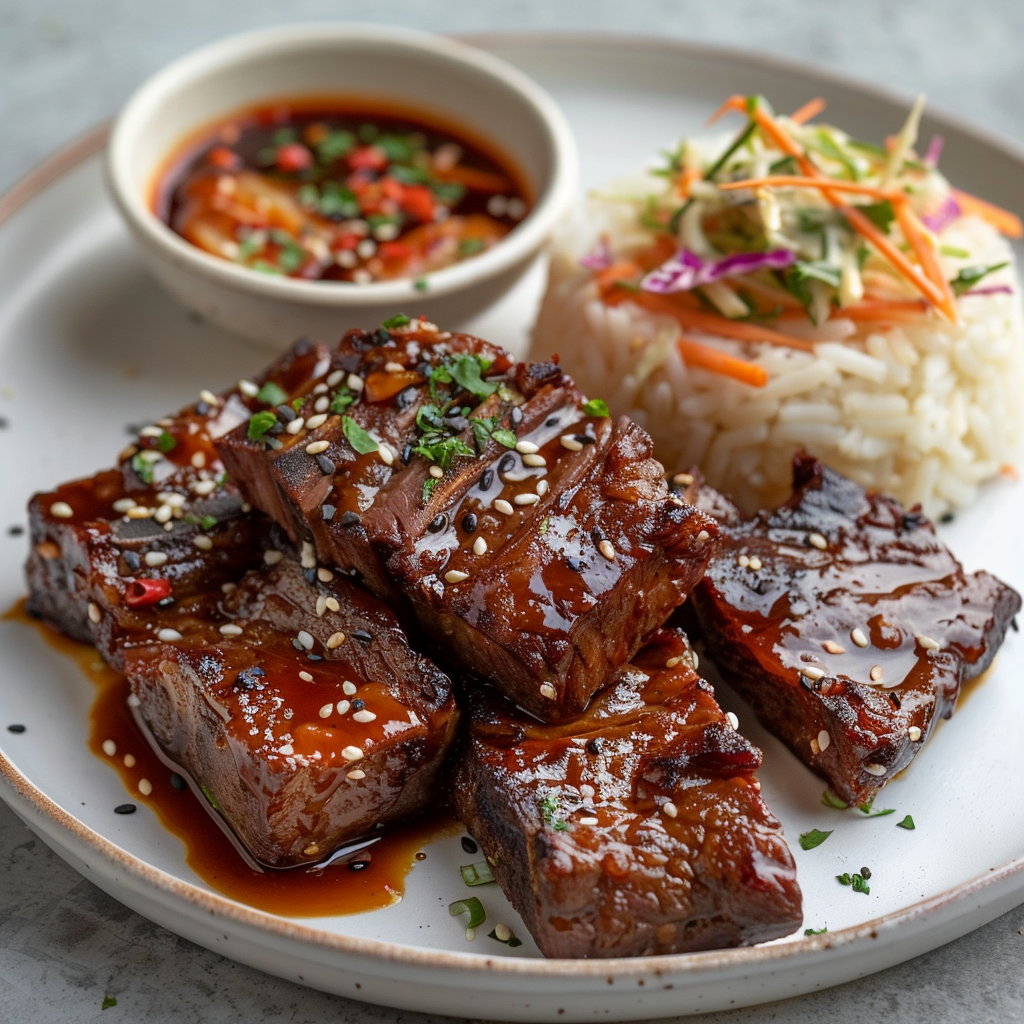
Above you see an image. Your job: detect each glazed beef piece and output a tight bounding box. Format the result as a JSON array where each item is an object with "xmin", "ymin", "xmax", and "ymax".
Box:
[
  {"xmin": 687, "ymin": 455, "xmax": 1022, "ymax": 805},
  {"xmin": 217, "ymin": 321, "xmax": 718, "ymax": 720},
  {"xmin": 451, "ymin": 629, "xmax": 802, "ymax": 958},
  {"xmin": 125, "ymin": 559, "xmax": 459, "ymax": 868}
]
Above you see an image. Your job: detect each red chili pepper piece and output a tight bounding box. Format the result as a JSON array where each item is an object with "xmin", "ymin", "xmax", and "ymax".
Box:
[
  {"xmin": 124, "ymin": 578, "xmax": 173, "ymax": 607},
  {"xmin": 400, "ymin": 185, "xmax": 436, "ymax": 223},
  {"xmin": 207, "ymin": 146, "xmax": 242, "ymax": 170},
  {"xmin": 349, "ymin": 146, "xmax": 388, "ymax": 172},
  {"xmin": 274, "ymin": 143, "xmax": 314, "ymax": 174}
]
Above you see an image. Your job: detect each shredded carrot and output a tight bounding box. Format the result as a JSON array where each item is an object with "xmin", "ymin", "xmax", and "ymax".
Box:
[
  {"xmin": 595, "ymin": 261, "xmax": 641, "ymax": 291},
  {"xmin": 678, "ymin": 336, "xmax": 769, "ymax": 387},
  {"xmin": 705, "ymin": 94, "xmax": 748, "ymax": 127},
  {"xmin": 776, "ymin": 298, "xmax": 929, "ymax": 322},
  {"xmin": 717, "ymin": 176, "xmax": 907, "ymax": 202},
  {"xmin": 789, "ymin": 97, "xmax": 827, "ymax": 125},
  {"xmin": 951, "ymin": 188, "xmax": 1024, "ymax": 239},
  {"xmin": 677, "ymin": 165, "xmax": 702, "ymax": 199},
  {"xmin": 894, "ymin": 204, "xmax": 959, "ymax": 322}
]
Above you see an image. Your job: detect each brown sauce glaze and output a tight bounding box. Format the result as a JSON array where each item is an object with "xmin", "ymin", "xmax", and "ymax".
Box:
[{"xmin": 6, "ymin": 601, "xmax": 459, "ymax": 918}]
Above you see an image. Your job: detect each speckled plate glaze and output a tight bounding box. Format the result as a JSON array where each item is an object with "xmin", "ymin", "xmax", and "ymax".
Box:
[{"xmin": 1, "ymin": 33, "xmax": 1023, "ymax": 1022}]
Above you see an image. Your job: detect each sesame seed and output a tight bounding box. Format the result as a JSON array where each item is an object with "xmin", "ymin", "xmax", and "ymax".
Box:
[
  {"xmin": 317, "ymin": 568, "xmax": 334, "ymax": 582},
  {"xmin": 123, "ymin": 754, "xmax": 135, "ymax": 768},
  {"xmin": 672, "ymin": 473, "xmax": 694, "ymax": 486},
  {"xmin": 851, "ymin": 627, "xmax": 869, "ymax": 648},
  {"xmin": 325, "ymin": 597, "xmax": 340, "ymax": 613},
  {"xmin": 326, "ymin": 631, "xmax": 345, "ymax": 649},
  {"xmin": 221, "ymin": 582, "xmax": 236, "ymax": 594},
  {"xmin": 315, "ymin": 595, "xmax": 328, "ymax": 617},
  {"xmin": 264, "ymin": 550, "xmax": 284, "ymax": 565},
  {"xmin": 445, "ymin": 570, "xmax": 469, "ymax": 584},
  {"xmin": 347, "ymin": 769, "xmax": 366, "ymax": 780},
  {"xmin": 314, "ymin": 396, "xmax": 329, "ymax": 413},
  {"xmin": 315, "ymin": 454, "xmax": 335, "ymax": 475},
  {"xmin": 802, "ymin": 666, "xmax": 825, "ymax": 681},
  {"xmin": 326, "ymin": 370, "xmax": 344, "ymax": 387},
  {"xmin": 126, "ymin": 506, "xmax": 153, "ymax": 519},
  {"xmin": 278, "ymin": 744, "xmax": 294, "ymax": 756},
  {"xmin": 336, "ymin": 700, "xmax": 351, "ymax": 715},
  {"xmin": 865, "ymin": 763, "xmax": 887, "ymax": 777},
  {"xmin": 726, "ymin": 711, "xmax": 739, "ymax": 730},
  {"xmin": 157, "ymin": 628, "xmax": 182, "ymax": 642},
  {"xmin": 138, "ymin": 778, "xmax": 153, "ymax": 796},
  {"xmin": 313, "ymin": 382, "xmax": 329, "ymax": 395},
  {"xmin": 88, "ymin": 602, "xmax": 101, "ymax": 624},
  {"xmin": 598, "ymin": 540, "xmax": 616, "ymax": 561},
  {"xmin": 112, "ymin": 498, "xmax": 136, "ymax": 513},
  {"xmin": 580, "ymin": 784, "xmax": 596, "ymax": 798},
  {"xmin": 102, "ymin": 739, "xmax": 116, "ymax": 756},
  {"xmin": 737, "ymin": 554, "xmax": 750, "ymax": 568},
  {"xmin": 342, "ymin": 745, "xmax": 363, "ymax": 762},
  {"xmin": 560, "ymin": 435, "xmax": 584, "ymax": 451},
  {"xmin": 353, "ymin": 710, "xmax": 376, "ymax": 724},
  {"xmin": 696, "ymin": 530, "xmax": 710, "ymax": 544},
  {"xmin": 347, "ymin": 374, "xmax": 364, "ymax": 392},
  {"xmin": 318, "ymin": 703, "xmax": 333, "ymax": 719},
  {"xmin": 303, "ymin": 843, "xmax": 320, "ymax": 857},
  {"xmin": 539, "ymin": 682, "xmax": 557, "ymax": 700},
  {"xmin": 193, "ymin": 535, "xmax": 213, "ymax": 551},
  {"xmin": 384, "ymin": 361, "xmax": 405, "ymax": 373},
  {"xmin": 296, "ymin": 630, "xmax": 314, "ymax": 650},
  {"xmin": 238, "ymin": 379, "xmax": 259, "ymax": 397},
  {"xmin": 305, "ymin": 413, "xmax": 328, "ymax": 430},
  {"xmin": 219, "ymin": 624, "xmax": 243, "ymax": 637},
  {"xmin": 144, "ymin": 552, "xmax": 168, "ymax": 567},
  {"xmin": 810, "ymin": 738, "xmax": 820, "ymax": 755},
  {"xmin": 286, "ymin": 418, "xmax": 305, "ymax": 435},
  {"xmin": 139, "ymin": 425, "xmax": 163, "ymax": 438},
  {"xmin": 429, "ymin": 465, "xmax": 444, "ymax": 479},
  {"xmin": 494, "ymin": 923, "xmax": 512, "ymax": 941},
  {"xmin": 191, "ymin": 479, "xmax": 216, "ymax": 496},
  {"xmin": 493, "ymin": 499, "xmax": 514, "ymax": 515},
  {"xmin": 662, "ymin": 801, "xmax": 678, "ymax": 819},
  {"xmin": 306, "ymin": 440, "xmax": 330, "ymax": 455},
  {"xmin": 515, "ymin": 440, "xmax": 539, "ymax": 454},
  {"xmin": 666, "ymin": 656, "xmax": 683, "ymax": 668},
  {"xmin": 199, "ymin": 389, "xmax": 219, "ymax": 406},
  {"xmin": 537, "ymin": 479, "xmax": 549, "ymax": 496},
  {"xmin": 817, "ymin": 730, "xmax": 831, "ymax": 752},
  {"xmin": 824, "ymin": 640, "xmax": 845, "ymax": 655},
  {"xmin": 473, "ymin": 536, "xmax": 488, "ymax": 556},
  {"xmin": 692, "ymin": 651, "xmax": 699, "ymax": 670},
  {"xmin": 522, "ymin": 453, "xmax": 546, "ymax": 467},
  {"xmin": 869, "ymin": 665, "xmax": 884, "ymax": 682},
  {"xmin": 191, "ymin": 451, "xmax": 206, "ymax": 469},
  {"xmin": 50, "ymin": 502, "xmax": 73, "ymax": 519},
  {"xmin": 808, "ymin": 532, "xmax": 828, "ymax": 550},
  {"xmin": 379, "ymin": 445, "xmax": 394, "ymax": 466},
  {"xmin": 342, "ymin": 681, "xmax": 357, "ymax": 696},
  {"xmin": 748, "ymin": 556, "xmax": 763, "ymax": 571},
  {"xmin": 298, "ymin": 670, "xmax": 313, "ymax": 683},
  {"xmin": 908, "ymin": 726, "xmax": 923, "ymax": 742},
  {"xmin": 514, "ymin": 492, "xmax": 540, "ymax": 506},
  {"xmin": 578, "ymin": 816, "xmax": 599, "ymax": 826},
  {"xmin": 301, "ymin": 541, "xmax": 316, "ymax": 569},
  {"xmin": 916, "ymin": 635, "xmax": 941, "ymax": 651}
]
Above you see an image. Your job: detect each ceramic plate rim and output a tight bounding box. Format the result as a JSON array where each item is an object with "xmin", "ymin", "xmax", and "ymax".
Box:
[{"xmin": 2, "ymin": 29, "xmax": 1023, "ymax": 983}]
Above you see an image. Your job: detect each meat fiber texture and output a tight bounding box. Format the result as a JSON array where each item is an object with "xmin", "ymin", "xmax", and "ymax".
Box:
[
  {"xmin": 451, "ymin": 628, "xmax": 802, "ymax": 958},
  {"xmin": 216, "ymin": 321, "xmax": 718, "ymax": 721},
  {"xmin": 687, "ymin": 454, "xmax": 1022, "ymax": 805}
]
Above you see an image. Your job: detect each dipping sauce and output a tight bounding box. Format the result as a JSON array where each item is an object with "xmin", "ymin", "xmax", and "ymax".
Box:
[{"xmin": 153, "ymin": 100, "xmax": 532, "ymax": 284}]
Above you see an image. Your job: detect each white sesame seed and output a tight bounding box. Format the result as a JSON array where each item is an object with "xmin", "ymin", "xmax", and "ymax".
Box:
[
  {"xmin": 737, "ymin": 554, "xmax": 750, "ymax": 568},
  {"xmin": 353, "ymin": 710, "xmax": 376, "ymax": 724},
  {"xmin": 155, "ymin": 628, "xmax": 181, "ymax": 642},
  {"xmin": 473, "ymin": 536, "xmax": 488, "ymax": 556},
  {"xmin": 326, "ymin": 631, "xmax": 345, "ymax": 649},
  {"xmin": 50, "ymin": 502, "xmax": 73, "ymax": 519},
  {"xmin": 221, "ymin": 582, "xmax": 236, "ymax": 594},
  {"xmin": 662, "ymin": 801, "xmax": 678, "ymax": 819},
  {"xmin": 494, "ymin": 923, "xmax": 512, "ymax": 941},
  {"xmin": 580, "ymin": 784, "xmax": 596, "ymax": 799},
  {"xmin": 384, "ymin": 361, "xmax": 405, "ymax": 373},
  {"xmin": 808, "ymin": 532, "xmax": 828, "ymax": 550},
  {"xmin": 696, "ymin": 530, "xmax": 710, "ymax": 544},
  {"xmin": 193, "ymin": 535, "xmax": 213, "ymax": 551},
  {"xmin": 726, "ymin": 711, "xmax": 739, "ymax": 730},
  {"xmin": 319, "ymin": 703, "xmax": 333, "ymax": 719},
  {"xmin": 162, "ymin": 492, "xmax": 187, "ymax": 508},
  {"xmin": 347, "ymin": 374, "xmax": 364, "ymax": 392},
  {"xmin": 665, "ymin": 656, "xmax": 683, "ymax": 668},
  {"xmin": 278, "ymin": 744, "xmax": 294, "ymax": 756},
  {"xmin": 314, "ymin": 396, "xmax": 329, "ymax": 413},
  {"xmin": 342, "ymin": 745, "xmax": 364, "ymax": 762},
  {"xmin": 429, "ymin": 465, "xmax": 444, "ymax": 479},
  {"xmin": 747, "ymin": 556, "xmax": 763, "ymax": 571},
  {"xmin": 323, "ymin": 596, "xmax": 339, "ymax": 613},
  {"xmin": 493, "ymin": 499, "xmax": 514, "ymax": 515},
  {"xmin": 824, "ymin": 640, "xmax": 845, "ymax": 655},
  {"xmin": 88, "ymin": 602, "xmax": 101, "ymax": 624},
  {"xmin": 238, "ymin": 379, "xmax": 259, "ymax": 397},
  {"xmin": 317, "ymin": 567, "xmax": 334, "ymax": 582},
  {"xmin": 112, "ymin": 497, "xmax": 136, "ymax": 513},
  {"xmin": 598, "ymin": 540, "xmax": 616, "ymax": 561},
  {"xmin": 342, "ymin": 681, "xmax": 357, "ymax": 696},
  {"xmin": 144, "ymin": 551, "xmax": 168, "ymax": 567},
  {"xmin": 102, "ymin": 739, "xmax": 116, "ymax": 757},
  {"xmin": 672, "ymin": 472, "xmax": 694, "ymax": 486},
  {"xmin": 191, "ymin": 479, "xmax": 217, "ymax": 496},
  {"xmin": 908, "ymin": 726, "xmax": 923, "ymax": 742},
  {"xmin": 127, "ymin": 694, "xmax": 141, "ymax": 709},
  {"xmin": 445, "ymin": 570, "xmax": 469, "ymax": 584},
  {"xmin": 336, "ymin": 700, "xmax": 351, "ymax": 715},
  {"xmin": 537, "ymin": 479, "xmax": 549, "ymax": 497},
  {"xmin": 126, "ymin": 506, "xmax": 153, "ymax": 519},
  {"xmin": 801, "ymin": 666, "xmax": 825, "ymax": 681},
  {"xmin": 301, "ymin": 541, "xmax": 316, "ymax": 569},
  {"xmin": 560, "ymin": 435, "xmax": 584, "ymax": 451},
  {"xmin": 347, "ymin": 769, "xmax": 366, "ymax": 780},
  {"xmin": 313, "ymin": 382, "xmax": 329, "ymax": 394},
  {"xmin": 691, "ymin": 651, "xmax": 699, "ymax": 670},
  {"xmin": 817, "ymin": 730, "xmax": 831, "ymax": 752},
  {"xmin": 326, "ymin": 370, "xmax": 344, "ymax": 387},
  {"xmin": 515, "ymin": 440, "xmax": 539, "ymax": 455},
  {"xmin": 810, "ymin": 738, "xmax": 820, "ymax": 756},
  {"xmin": 539, "ymin": 682, "xmax": 557, "ymax": 700},
  {"xmin": 137, "ymin": 449, "xmax": 163, "ymax": 463},
  {"xmin": 139, "ymin": 425, "xmax": 163, "ymax": 438},
  {"xmin": 138, "ymin": 778, "xmax": 153, "ymax": 796},
  {"xmin": 191, "ymin": 451, "xmax": 206, "ymax": 469},
  {"xmin": 865, "ymin": 763, "xmax": 887, "ymax": 777},
  {"xmin": 123, "ymin": 754, "xmax": 135, "ymax": 768},
  {"xmin": 851, "ymin": 627, "xmax": 869, "ymax": 648},
  {"xmin": 916, "ymin": 634, "xmax": 941, "ymax": 651},
  {"xmin": 869, "ymin": 665, "xmax": 884, "ymax": 682},
  {"xmin": 299, "ymin": 670, "xmax": 313, "ymax": 683},
  {"xmin": 219, "ymin": 624, "xmax": 243, "ymax": 637},
  {"xmin": 286, "ymin": 418, "xmax": 305, "ymax": 435},
  {"xmin": 303, "ymin": 842, "xmax": 320, "ymax": 857},
  {"xmin": 297, "ymin": 630, "xmax": 314, "ymax": 650},
  {"xmin": 522, "ymin": 453, "xmax": 546, "ymax": 467},
  {"xmin": 514, "ymin": 492, "xmax": 540, "ymax": 506},
  {"xmin": 379, "ymin": 445, "xmax": 394, "ymax": 466},
  {"xmin": 305, "ymin": 413, "xmax": 328, "ymax": 430},
  {"xmin": 306, "ymin": 440, "xmax": 330, "ymax": 455},
  {"xmin": 163, "ymin": 522, "xmax": 174, "ymax": 533},
  {"xmin": 264, "ymin": 549, "xmax": 284, "ymax": 565},
  {"xmin": 316, "ymin": 595, "xmax": 328, "ymax": 617},
  {"xmin": 578, "ymin": 816, "xmax": 599, "ymax": 826}
]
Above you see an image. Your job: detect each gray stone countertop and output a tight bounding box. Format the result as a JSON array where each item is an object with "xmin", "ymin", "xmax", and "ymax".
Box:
[{"xmin": 2, "ymin": 1, "xmax": 1023, "ymax": 1021}]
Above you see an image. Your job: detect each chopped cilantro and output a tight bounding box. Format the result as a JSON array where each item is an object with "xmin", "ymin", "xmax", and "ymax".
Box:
[
  {"xmin": 271, "ymin": 127, "xmax": 297, "ymax": 146},
  {"xmin": 470, "ymin": 416, "xmax": 517, "ymax": 452},
  {"xmin": 857, "ymin": 199, "xmax": 896, "ymax": 233},
  {"xmin": 539, "ymin": 518, "xmax": 550, "ymax": 535},
  {"xmin": 342, "ymin": 416, "xmax": 379, "ymax": 454},
  {"xmin": 803, "ymin": 927, "xmax": 828, "ymax": 936},
  {"xmin": 256, "ymin": 381, "xmax": 289, "ymax": 406},
  {"xmin": 582, "ymin": 398, "xmax": 610, "ymax": 418},
  {"xmin": 412, "ymin": 435, "xmax": 474, "ymax": 470},
  {"xmin": 950, "ymin": 262, "xmax": 1008, "ymax": 296},
  {"xmin": 330, "ymin": 387, "xmax": 355, "ymax": 415},
  {"xmin": 430, "ymin": 180, "xmax": 466, "ymax": 205},
  {"xmin": 539, "ymin": 792, "xmax": 568, "ymax": 831},
  {"xmin": 460, "ymin": 861, "xmax": 496, "ymax": 887},
  {"xmin": 414, "ymin": 277, "xmax": 429, "ymax": 292},
  {"xmin": 200, "ymin": 515, "xmax": 218, "ymax": 531},
  {"xmin": 291, "ymin": 397, "xmax": 304, "ymax": 412},
  {"xmin": 442, "ymin": 354, "xmax": 497, "ymax": 399},
  {"xmin": 101, "ymin": 995, "xmax": 117, "ymax": 1010},
  {"xmin": 897, "ymin": 814, "xmax": 916, "ymax": 831},
  {"xmin": 492, "ymin": 429, "xmax": 517, "ymax": 448},
  {"xmin": 131, "ymin": 453, "xmax": 155, "ymax": 485},
  {"xmin": 315, "ymin": 129, "xmax": 356, "ymax": 164},
  {"xmin": 376, "ymin": 134, "xmax": 414, "ymax": 163},
  {"xmin": 155, "ymin": 431, "xmax": 176, "ymax": 454},
  {"xmin": 860, "ymin": 806, "xmax": 896, "ymax": 818},
  {"xmin": 837, "ymin": 872, "xmax": 852, "ymax": 886},
  {"xmin": 247, "ymin": 410, "xmax": 278, "ymax": 443},
  {"xmin": 381, "ymin": 313, "xmax": 411, "ymax": 330},
  {"xmin": 422, "ymin": 476, "xmax": 439, "ymax": 502},
  {"xmin": 851, "ymin": 872, "xmax": 871, "ymax": 894},
  {"xmin": 798, "ymin": 828, "xmax": 833, "ymax": 851}
]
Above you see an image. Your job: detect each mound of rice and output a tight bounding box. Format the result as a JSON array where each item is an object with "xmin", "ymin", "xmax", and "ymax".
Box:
[{"xmin": 530, "ymin": 158, "xmax": 1024, "ymax": 518}]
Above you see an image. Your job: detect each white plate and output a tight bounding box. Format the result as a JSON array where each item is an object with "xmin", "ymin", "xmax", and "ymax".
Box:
[{"xmin": 1, "ymin": 34, "xmax": 1023, "ymax": 1022}]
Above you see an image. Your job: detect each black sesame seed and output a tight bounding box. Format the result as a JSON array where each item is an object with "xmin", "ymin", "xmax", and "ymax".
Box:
[
  {"xmin": 352, "ymin": 628, "xmax": 373, "ymax": 644},
  {"xmin": 371, "ymin": 328, "xmax": 391, "ymax": 346},
  {"xmin": 340, "ymin": 510, "xmax": 360, "ymax": 527},
  {"xmin": 396, "ymin": 388, "xmax": 418, "ymax": 411},
  {"xmin": 125, "ymin": 423, "xmax": 142, "ymax": 436},
  {"xmin": 8, "ymin": 525, "xmax": 24, "ymax": 537},
  {"xmin": 195, "ymin": 401, "xmax": 210, "ymax": 416},
  {"xmin": 352, "ymin": 699, "xmax": 366, "ymax": 711},
  {"xmin": 479, "ymin": 469, "xmax": 494, "ymax": 490},
  {"xmin": 590, "ymin": 527, "xmax": 605, "ymax": 545},
  {"xmin": 266, "ymin": 436, "xmax": 283, "ymax": 450},
  {"xmin": 566, "ymin": 556, "xmax": 586, "ymax": 572},
  {"xmin": 269, "ymin": 421, "xmax": 284, "ymax": 435},
  {"xmin": 575, "ymin": 434, "xmax": 596, "ymax": 445},
  {"xmin": 306, "ymin": 653, "xmax": 323, "ymax": 661},
  {"xmin": 585, "ymin": 738, "xmax": 602, "ymax": 755},
  {"xmin": 545, "ymin": 416, "xmax": 559, "ymax": 427},
  {"xmin": 461, "ymin": 836, "xmax": 479, "ymax": 854},
  {"xmin": 510, "ymin": 406, "xmax": 524, "ymax": 426},
  {"xmin": 114, "ymin": 803, "xmax": 137, "ymax": 815},
  {"xmin": 315, "ymin": 454, "xmax": 336, "ymax": 475},
  {"xmin": 1013, "ymin": 617, "xmax": 1020, "ymax": 633},
  {"xmin": 902, "ymin": 512, "xmax": 924, "ymax": 531},
  {"xmin": 7, "ymin": 724, "xmax": 25, "ymax": 734},
  {"xmin": 860, "ymin": 866, "xmax": 872, "ymax": 880},
  {"xmin": 276, "ymin": 404, "xmax": 296, "ymax": 423},
  {"xmin": 461, "ymin": 512, "xmax": 478, "ymax": 534},
  {"xmin": 940, "ymin": 512, "xmax": 955, "ymax": 524},
  {"xmin": 122, "ymin": 551, "xmax": 141, "ymax": 572},
  {"xmin": 401, "ymin": 443, "xmax": 413, "ymax": 464},
  {"xmin": 235, "ymin": 666, "xmax": 265, "ymax": 691},
  {"xmin": 304, "ymin": 568, "xmax": 318, "ymax": 586},
  {"xmin": 799, "ymin": 674, "xmax": 817, "ymax": 692},
  {"xmin": 428, "ymin": 514, "xmax": 447, "ymax": 533},
  {"xmin": 349, "ymin": 860, "xmax": 370, "ymax": 871},
  {"xmin": 557, "ymin": 491, "xmax": 572, "ymax": 511},
  {"xmin": 322, "ymin": 504, "xmax": 336, "ymax": 522},
  {"xmin": 292, "ymin": 638, "xmax": 305, "ymax": 651},
  {"xmin": 294, "ymin": 337, "xmax": 314, "ymax": 356},
  {"xmin": 170, "ymin": 773, "xmax": 187, "ymax": 791},
  {"xmin": 889, "ymin": 692, "xmax": 902, "ymax": 709},
  {"xmin": 498, "ymin": 453, "xmax": 515, "ymax": 474},
  {"xmin": 156, "ymin": 596, "xmax": 175, "ymax": 610}
]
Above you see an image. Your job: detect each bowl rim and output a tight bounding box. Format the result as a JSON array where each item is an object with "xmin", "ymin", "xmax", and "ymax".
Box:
[{"xmin": 106, "ymin": 22, "xmax": 578, "ymax": 307}]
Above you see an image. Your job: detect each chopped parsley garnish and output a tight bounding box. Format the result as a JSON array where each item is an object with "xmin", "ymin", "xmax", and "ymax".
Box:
[
  {"xmin": 469, "ymin": 415, "xmax": 516, "ymax": 452},
  {"xmin": 315, "ymin": 128, "xmax": 356, "ymax": 164},
  {"xmin": 413, "ymin": 435, "xmax": 475, "ymax": 469},
  {"xmin": 422, "ymin": 476, "xmax": 440, "ymax": 502},
  {"xmin": 156, "ymin": 431, "xmax": 177, "ymax": 454},
  {"xmin": 414, "ymin": 277, "xmax": 429, "ymax": 291},
  {"xmin": 247, "ymin": 410, "xmax": 278, "ymax": 443},
  {"xmin": 342, "ymin": 416, "xmax": 379, "ymax": 454},
  {"xmin": 329, "ymin": 387, "xmax": 355, "ymax": 415},
  {"xmin": 130, "ymin": 453, "xmax": 155, "ymax": 484},
  {"xmin": 460, "ymin": 861, "xmax": 496, "ymax": 887},
  {"xmin": 798, "ymin": 828, "xmax": 833, "ymax": 851},
  {"xmin": 540, "ymin": 792, "xmax": 568, "ymax": 831},
  {"xmin": 256, "ymin": 380, "xmax": 289, "ymax": 406},
  {"xmin": 857, "ymin": 199, "xmax": 896, "ymax": 232},
  {"xmin": 582, "ymin": 398, "xmax": 610, "ymax": 418},
  {"xmin": 949, "ymin": 261, "xmax": 1008, "ymax": 296},
  {"xmin": 429, "ymin": 353, "xmax": 497, "ymax": 400},
  {"xmin": 381, "ymin": 313, "xmax": 411, "ymax": 330},
  {"xmin": 200, "ymin": 515, "xmax": 218, "ymax": 531},
  {"xmin": 539, "ymin": 518, "xmax": 550, "ymax": 535},
  {"xmin": 804, "ymin": 927, "xmax": 828, "ymax": 936},
  {"xmin": 837, "ymin": 870, "xmax": 871, "ymax": 894},
  {"xmin": 897, "ymin": 814, "xmax": 916, "ymax": 830},
  {"xmin": 458, "ymin": 238, "xmax": 486, "ymax": 257},
  {"xmin": 101, "ymin": 996, "xmax": 117, "ymax": 1011},
  {"xmin": 291, "ymin": 397, "xmax": 304, "ymax": 412}
]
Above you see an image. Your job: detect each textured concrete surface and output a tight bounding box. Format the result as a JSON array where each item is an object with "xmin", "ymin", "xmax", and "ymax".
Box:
[{"xmin": 2, "ymin": 1, "xmax": 1023, "ymax": 1021}]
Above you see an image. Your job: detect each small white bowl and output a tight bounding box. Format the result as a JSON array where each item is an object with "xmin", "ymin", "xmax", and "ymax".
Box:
[{"xmin": 106, "ymin": 24, "xmax": 578, "ymax": 349}]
